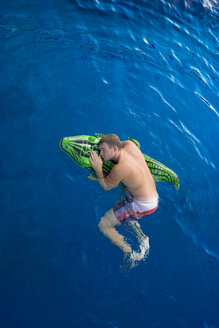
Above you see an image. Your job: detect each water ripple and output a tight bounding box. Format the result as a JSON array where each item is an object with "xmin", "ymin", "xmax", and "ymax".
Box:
[
  {"xmin": 195, "ymin": 91, "xmax": 219, "ymax": 118},
  {"xmin": 149, "ymin": 86, "xmax": 177, "ymax": 113}
]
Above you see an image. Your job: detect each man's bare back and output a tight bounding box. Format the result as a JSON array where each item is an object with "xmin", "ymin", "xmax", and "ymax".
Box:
[
  {"xmin": 90, "ymin": 138, "xmax": 157, "ymax": 200},
  {"xmin": 115, "ymin": 141, "xmax": 158, "ymax": 200}
]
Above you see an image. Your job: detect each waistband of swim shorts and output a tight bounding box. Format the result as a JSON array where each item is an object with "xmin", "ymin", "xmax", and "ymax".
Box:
[{"xmin": 129, "ymin": 193, "xmax": 159, "ymax": 205}]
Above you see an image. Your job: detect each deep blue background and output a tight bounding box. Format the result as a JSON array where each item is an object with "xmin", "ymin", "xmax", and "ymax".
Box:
[{"xmin": 0, "ymin": 1, "xmax": 219, "ymax": 327}]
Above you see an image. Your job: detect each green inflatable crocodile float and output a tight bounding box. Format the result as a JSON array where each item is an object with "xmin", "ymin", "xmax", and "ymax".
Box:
[{"xmin": 59, "ymin": 133, "xmax": 179, "ymax": 190}]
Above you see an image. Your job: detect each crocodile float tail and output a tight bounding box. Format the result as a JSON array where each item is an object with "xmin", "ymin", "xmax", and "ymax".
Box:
[{"xmin": 144, "ymin": 154, "xmax": 180, "ymax": 190}]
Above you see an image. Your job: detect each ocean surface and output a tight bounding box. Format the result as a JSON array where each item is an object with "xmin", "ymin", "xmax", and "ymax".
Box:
[{"xmin": 0, "ymin": 0, "xmax": 219, "ymax": 327}]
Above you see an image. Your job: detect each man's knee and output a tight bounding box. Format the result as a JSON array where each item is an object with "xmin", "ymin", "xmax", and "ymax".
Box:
[
  {"xmin": 98, "ymin": 219, "xmax": 106, "ymax": 233},
  {"xmin": 98, "ymin": 215, "xmax": 112, "ymax": 233},
  {"xmin": 98, "ymin": 209, "xmax": 119, "ymax": 233}
]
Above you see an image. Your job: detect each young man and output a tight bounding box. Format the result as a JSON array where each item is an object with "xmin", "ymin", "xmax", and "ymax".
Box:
[{"xmin": 90, "ymin": 134, "xmax": 158, "ymax": 259}]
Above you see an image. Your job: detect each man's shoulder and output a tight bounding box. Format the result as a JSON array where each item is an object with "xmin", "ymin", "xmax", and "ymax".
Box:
[
  {"xmin": 122, "ymin": 140, "xmax": 134, "ymax": 148},
  {"xmin": 122, "ymin": 140, "xmax": 140, "ymax": 155}
]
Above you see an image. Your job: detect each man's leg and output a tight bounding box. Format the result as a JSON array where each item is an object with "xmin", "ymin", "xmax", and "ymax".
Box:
[
  {"xmin": 98, "ymin": 209, "xmax": 132, "ymax": 254},
  {"xmin": 128, "ymin": 221, "xmax": 146, "ymax": 244}
]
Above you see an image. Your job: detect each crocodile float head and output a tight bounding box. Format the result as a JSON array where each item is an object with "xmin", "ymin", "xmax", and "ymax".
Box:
[{"xmin": 60, "ymin": 135, "xmax": 100, "ymax": 170}]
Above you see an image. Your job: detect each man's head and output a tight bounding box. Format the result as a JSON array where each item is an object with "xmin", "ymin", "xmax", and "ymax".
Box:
[{"xmin": 99, "ymin": 134, "xmax": 122, "ymax": 161}]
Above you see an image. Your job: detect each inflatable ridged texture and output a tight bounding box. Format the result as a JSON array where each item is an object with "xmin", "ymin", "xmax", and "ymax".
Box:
[{"xmin": 60, "ymin": 134, "xmax": 179, "ymax": 190}]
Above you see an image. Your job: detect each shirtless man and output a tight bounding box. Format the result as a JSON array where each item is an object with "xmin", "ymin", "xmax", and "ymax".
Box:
[{"xmin": 90, "ymin": 134, "xmax": 158, "ymax": 258}]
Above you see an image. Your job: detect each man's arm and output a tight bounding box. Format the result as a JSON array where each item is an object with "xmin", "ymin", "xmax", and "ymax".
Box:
[{"xmin": 90, "ymin": 152, "xmax": 121, "ymax": 191}]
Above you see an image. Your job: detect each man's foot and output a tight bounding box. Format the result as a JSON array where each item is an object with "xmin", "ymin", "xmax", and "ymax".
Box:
[
  {"xmin": 130, "ymin": 236, "xmax": 150, "ymax": 263},
  {"xmin": 139, "ymin": 235, "xmax": 150, "ymax": 256},
  {"xmin": 120, "ymin": 236, "xmax": 149, "ymax": 270}
]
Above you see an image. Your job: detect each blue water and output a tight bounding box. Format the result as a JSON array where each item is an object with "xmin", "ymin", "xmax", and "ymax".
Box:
[{"xmin": 0, "ymin": 0, "xmax": 219, "ymax": 327}]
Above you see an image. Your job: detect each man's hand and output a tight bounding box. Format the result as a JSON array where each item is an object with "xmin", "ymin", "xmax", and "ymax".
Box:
[
  {"xmin": 90, "ymin": 151, "xmax": 103, "ymax": 174},
  {"xmin": 89, "ymin": 151, "xmax": 119, "ymax": 191}
]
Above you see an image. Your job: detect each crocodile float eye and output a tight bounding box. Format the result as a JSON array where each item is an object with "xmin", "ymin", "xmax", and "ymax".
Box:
[{"xmin": 88, "ymin": 136, "xmax": 96, "ymax": 142}]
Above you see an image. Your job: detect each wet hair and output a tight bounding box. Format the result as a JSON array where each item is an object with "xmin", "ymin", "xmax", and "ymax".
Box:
[{"xmin": 99, "ymin": 134, "xmax": 122, "ymax": 150}]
